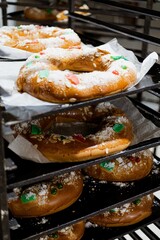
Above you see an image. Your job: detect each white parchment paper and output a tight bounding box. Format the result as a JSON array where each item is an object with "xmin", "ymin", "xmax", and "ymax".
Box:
[
  {"xmin": 98, "ymin": 38, "xmax": 158, "ymax": 83},
  {"xmin": 0, "ymin": 38, "xmax": 158, "ymax": 121},
  {"xmin": 1, "ymin": 37, "xmax": 159, "ymax": 164},
  {"xmin": 0, "ymin": 45, "xmax": 32, "ymax": 59},
  {"xmin": 4, "ymin": 97, "xmax": 160, "ymax": 164}
]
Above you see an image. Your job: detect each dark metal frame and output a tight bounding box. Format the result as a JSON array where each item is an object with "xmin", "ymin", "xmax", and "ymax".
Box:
[
  {"xmin": 0, "ymin": 0, "xmax": 7, "ymax": 25},
  {"xmin": 0, "ymin": 109, "xmax": 10, "ymax": 240}
]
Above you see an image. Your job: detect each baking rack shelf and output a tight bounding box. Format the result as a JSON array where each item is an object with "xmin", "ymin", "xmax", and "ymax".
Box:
[
  {"xmin": 5, "ymin": 136, "xmax": 160, "ymax": 190},
  {"xmin": 8, "ymin": 155, "xmax": 160, "ymax": 240},
  {"xmin": 2, "ymin": 0, "xmax": 68, "ymax": 27},
  {"xmin": 148, "ymin": 88, "xmax": 160, "ymax": 98},
  {"xmin": 2, "ymin": 65, "xmax": 160, "ymax": 125},
  {"xmin": 6, "ymin": 10, "xmax": 67, "ymax": 27},
  {"xmin": 9, "ymin": 201, "xmax": 160, "ymax": 240},
  {"xmin": 82, "ymin": 200, "xmax": 160, "ymax": 240}
]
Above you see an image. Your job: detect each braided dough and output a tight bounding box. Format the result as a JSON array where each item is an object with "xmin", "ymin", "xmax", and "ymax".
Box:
[
  {"xmin": 13, "ymin": 102, "xmax": 133, "ymax": 162},
  {"xmin": 8, "ymin": 171, "xmax": 83, "ymax": 218},
  {"xmin": 89, "ymin": 194, "xmax": 154, "ymax": 227},
  {"xmin": 16, "ymin": 45, "xmax": 137, "ymax": 103},
  {"xmin": 85, "ymin": 150, "xmax": 153, "ymax": 181},
  {"xmin": 0, "ymin": 25, "xmax": 81, "ymax": 52},
  {"xmin": 39, "ymin": 221, "xmax": 85, "ymax": 240}
]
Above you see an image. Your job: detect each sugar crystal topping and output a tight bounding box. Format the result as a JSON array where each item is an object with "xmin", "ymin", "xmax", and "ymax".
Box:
[
  {"xmin": 39, "ymin": 224, "xmax": 74, "ymax": 240},
  {"xmin": 13, "ymin": 102, "xmax": 129, "ymax": 145},
  {"xmin": 19, "ymin": 46, "xmax": 137, "ymax": 90},
  {"xmin": 12, "ymin": 171, "xmax": 79, "ymax": 205},
  {"xmin": 103, "ymin": 194, "xmax": 152, "ymax": 217}
]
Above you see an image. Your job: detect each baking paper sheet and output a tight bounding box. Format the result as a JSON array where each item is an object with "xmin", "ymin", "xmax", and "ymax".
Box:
[
  {"xmin": 0, "ymin": 38, "xmax": 159, "ymax": 122},
  {"xmin": 1, "ymin": 38, "xmax": 159, "ymax": 163},
  {"xmin": 0, "ymin": 45, "xmax": 32, "ymax": 59},
  {"xmin": 4, "ymin": 97, "xmax": 160, "ymax": 163}
]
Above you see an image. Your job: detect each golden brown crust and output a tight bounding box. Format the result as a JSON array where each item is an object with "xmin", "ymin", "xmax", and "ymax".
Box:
[
  {"xmin": 13, "ymin": 103, "xmax": 133, "ymax": 162},
  {"xmin": 24, "ymin": 7, "xmax": 58, "ymax": 21},
  {"xmin": 24, "ymin": 7, "xmax": 68, "ymax": 22},
  {"xmin": 40, "ymin": 221, "xmax": 85, "ymax": 240},
  {"xmin": 89, "ymin": 194, "xmax": 154, "ymax": 227},
  {"xmin": 8, "ymin": 171, "xmax": 83, "ymax": 218},
  {"xmin": 16, "ymin": 46, "xmax": 137, "ymax": 103},
  {"xmin": 56, "ymin": 10, "xmax": 68, "ymax": 22},
  {"xmin": 0, "ymin": 25, "xmax": 81, "ymax": 53},
  {"xmin": 85, "ymin": 150, "xmax": 153, "ymax": 181},
  {"xmin": 24, "ymin": 4, "xmax": 90, "ymax": 22}
]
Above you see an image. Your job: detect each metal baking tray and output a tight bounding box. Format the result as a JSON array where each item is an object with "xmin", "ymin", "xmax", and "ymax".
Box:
[
  {"xmin": 6, "ymin": 11, "xmax": 68, "ymax": 26},
  {"xmin": 8, "ymin": 160, "xmax": 160, "ymax": 240},
  {"xmin": 1, "ymin": 61, "xmax": 160, "ymax": 125},
  {"xmin": 82, "ymin": 198, "xmax": 160, "ymax": 240},
  {"xmin": 5, "ymin": 137, "xmax": 160, "ymax": 190},
  {"xmin": 148, "ymin": 88, "xmax": 160, "ymax": 98},
  {"xmin": 4, "ymin": 96, "xmax": 160, "ymax": 189},
  {"xmin": 6, "ymin": 0, "xmax": 64, "ymax": 8}
]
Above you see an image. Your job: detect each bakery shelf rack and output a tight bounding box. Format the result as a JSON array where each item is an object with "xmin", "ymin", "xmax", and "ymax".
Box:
[
  {"xmin": 1, "ymin": 0, "xmax": 69, "ymax": 26},
  {"xmin": 1, "ymin": 0, "xmax": 89, "ymax": 27},
  {"xmin": 1, "ymin": 0, "xmax": 160, "ymax": 240},
  {"xmin": 0, "ymin": 0, "xmax": 7, "ymax": 25}
]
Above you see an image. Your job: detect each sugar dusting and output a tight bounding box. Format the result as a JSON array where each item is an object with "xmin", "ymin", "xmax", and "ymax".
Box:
[{"xmin": 10, "ymin": 171, "xmax": 80, "ymax": 206}]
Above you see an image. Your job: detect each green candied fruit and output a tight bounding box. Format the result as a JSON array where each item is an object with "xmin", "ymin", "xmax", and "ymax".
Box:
[
  {"xmin": 39, "ymin": 69, "xmax": 49, "ymax": 79},
  {"xmin": 31, "ymin": 125, "xmax": 42, "ymax": 135},
  {"xmin": 100, "ymin": 161, "xmax": 115, "ymax": 172},
  {"xmin": 110, "ymin": 55, "xmax": 128, "ymax": 61},
  {"xmin": 113, "ymin": 123, "xmax": 124, "ymax": 133},
  {"xmin": 110, "ymin": 55, "xmax": 123, "ymax": 61},
  {"xmin": 122, "ymin": 56, "xmax": 128, "ymax": 61},
  {"xmin": 17, "ymin": 26, "xmax": 22, "ymax": 29},
  {"xmin": 121, "ymin": 65, "xmax": 127, "ymax": 70},
  {"xmin": 110, "ymin": 208, "xmax": 116, "ymax": 213},
  {"xmin": 51, "ymin": 232, "xmax": 59, "ymax": 238},
  {"xmin": 35, "ymin": 55, "xmax": 40, "ymax": 59},
  {"xmin": 20, "ymin": 192, "xmax": 37, "ymax": 203},
  {"xmin": 56, "ymin": 182, "xmax": 63, "ymax": 189},
  {"xmin": 26, "ymin": 61, "xmax": 33, "ymax": 67},
  {"xmin": 133, "ymin": 199, "xmax": 141, "ymax": 205},
  {"xmin": 51, "ymin": 187, "xmax": 57, "ymax": 195},
  {"xmin": 46, "ymin": 8, "xmax": 52, "ymax": 14},
  {"xmin": 64, "ymin": 30, "xmax": 72, "ymax": 34}
]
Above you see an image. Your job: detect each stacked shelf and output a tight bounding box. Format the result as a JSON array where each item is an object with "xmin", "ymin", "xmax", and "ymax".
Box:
[
  {"xmin": 4, "ymin": 144, "xmax": 160, "ymax": 240},
  {"xmin": 1, "ymin": 62, "xmax": 160, "ymax": 240},
  {"xmin": 3, "ymin": 0, "xmax": 69, "ymax": 26}
]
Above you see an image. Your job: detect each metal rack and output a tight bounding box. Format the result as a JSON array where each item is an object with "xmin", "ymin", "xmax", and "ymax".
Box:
[
  {"xmin": 0, "ymin": 0, "xmax": 160, "ymax": 240},
  {"xmin": 0, "ymin": 0, "xmax": 7, "ymax": 25},
  {"xmin": 1, "ymin": 0, "xmax": 69, "ymax": 26}
]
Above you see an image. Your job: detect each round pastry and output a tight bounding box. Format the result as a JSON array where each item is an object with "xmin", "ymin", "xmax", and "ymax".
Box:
[
  {"xmin": 24, "ymin": 7, "xmax": 68, "ymax": 22},
  {"xmin": 0, "ymin": 25, "xmax": 81, "ymax": 52},
  {"xmin": 24, "ymin": 7, "xmax": 58, "ymax": 21},
  {"xmin": 84, "ymin": 150, "xmax": 153, "ymax": 181},
  {"xmin": 57, "ymin": 4, "xmax": 91, "ymax": 21},
  {"xmin": 39, "ymin": 221, "xmax": 85, "ymax": 240},
  {"xmin": 75, "ymin": 4, "xmax": 91, "ymax": 16},
  {"xmin": 24, "ymin": 4, "xmax": 90, "ymax": 22},
  {"xmin": 12, "ymin": 102, "xmax": 133, "ymax": 162},
  {"xmin": 56, "ymin": 10, "xmax": 68, "ymax": 21},
  {"xmin": 89, "ymin": 194, "xmax": 154, "ymax": 227},
  {"xmin": 8, "ymin": 171, "xmax": 83, "ymax": 218},
  {"xmin": 16, "ymin": 45, "xmax": 137, "ymax": 103}
]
